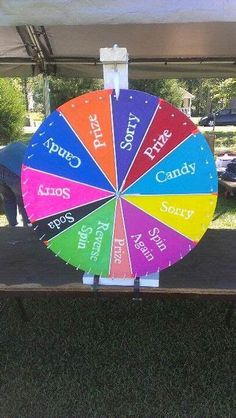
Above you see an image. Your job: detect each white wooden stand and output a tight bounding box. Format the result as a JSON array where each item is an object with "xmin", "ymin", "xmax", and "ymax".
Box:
[{"xmin": 82, "ymin": 45, "xmax": 159, "ymax": 289}]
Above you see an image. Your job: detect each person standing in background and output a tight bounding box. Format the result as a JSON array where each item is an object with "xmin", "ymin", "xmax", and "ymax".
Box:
[{"xmin": 0, "ymin": 141, "xmax": 29, "ymax": 226}]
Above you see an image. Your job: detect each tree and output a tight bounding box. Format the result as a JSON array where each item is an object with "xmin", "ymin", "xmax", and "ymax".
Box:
[
  {"xmin": 29, "ymin": 75, "xmax": 103, "ymax": 114},
  {"xmin": 129, "ymin": 79, "xmax": 184, "ymax": 107},
  {"xmin": 182, "ymin": 78, "xmax": 226, "ymax": 116},
  {"xmin": 212, "ymin": 78, "xmax": 236, "ymax": 108},
  {"xmin": 49, "ymin": 77, "xmax": 103, "ymax": 111},
  {"xmin": 29, "ymin": 76, "xmax": 184, "ymax": 114},
  {"xmin": 0, "ymin": 78, "xmax": 26, "ymax": 145}
]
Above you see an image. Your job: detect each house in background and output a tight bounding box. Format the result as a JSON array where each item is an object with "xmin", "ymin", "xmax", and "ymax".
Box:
[{"xmin": 180, "ymin": 88, "xmax": 195, "ymax": 117}]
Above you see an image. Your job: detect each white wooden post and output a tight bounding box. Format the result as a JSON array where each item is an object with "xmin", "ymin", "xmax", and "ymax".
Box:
[{"xmin": 100, "ymin": 45, "xmax": 128, "ymax": 98}]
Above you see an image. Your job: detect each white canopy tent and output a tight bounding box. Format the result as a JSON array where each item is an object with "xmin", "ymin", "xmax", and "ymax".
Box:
[{"xmin": 1, "ymin": 0, "xmax": 236, "ymax": 78}]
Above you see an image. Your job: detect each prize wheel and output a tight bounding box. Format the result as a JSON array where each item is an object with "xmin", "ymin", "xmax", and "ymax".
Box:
[{"xmin": 21, "ymin": 89, "xmax": 218, "ymax": 278}]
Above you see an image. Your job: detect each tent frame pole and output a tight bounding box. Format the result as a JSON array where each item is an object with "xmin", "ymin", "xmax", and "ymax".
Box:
[{"xmin": 43, "ymin": 74, "xmax": 51, "ymax": 117}]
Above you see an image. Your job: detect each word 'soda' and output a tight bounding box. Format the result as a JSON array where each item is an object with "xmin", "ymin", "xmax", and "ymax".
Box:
[{"xmin": 48, "ymin": 212, "xmax": 75, "ymax": 230}]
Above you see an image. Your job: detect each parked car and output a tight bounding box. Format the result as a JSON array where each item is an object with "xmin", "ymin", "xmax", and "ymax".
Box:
[{"xmin": 199, "ymin": 108, "xmax": 236, "ymax": 126}]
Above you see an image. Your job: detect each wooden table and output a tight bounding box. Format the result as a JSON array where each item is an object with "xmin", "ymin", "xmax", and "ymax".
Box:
[{"xmin": 0, "ymin": 227, "xmax": 235, "ymax": 299}]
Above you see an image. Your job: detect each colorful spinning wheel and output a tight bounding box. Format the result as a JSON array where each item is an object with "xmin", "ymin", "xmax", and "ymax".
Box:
[{"xmin": 21, "ymin": 89, "xmax": 218, "ymax": 277}]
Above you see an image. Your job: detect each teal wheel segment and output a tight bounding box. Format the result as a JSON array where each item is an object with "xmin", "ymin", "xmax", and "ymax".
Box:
[{"xmin": 124, "ymin": 132, "xmax": 218, "ymax": 195}]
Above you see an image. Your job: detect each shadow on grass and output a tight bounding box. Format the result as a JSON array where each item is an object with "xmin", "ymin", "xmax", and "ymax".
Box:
[
  {"xmin": 210, "ymin": 185, "xmax": 236, "ymax": 228},
  {"xmin": 0, "ymin": 296, "xmax": 235, "ymax": 417},
  {"xmin": 213, "ymin": 195, "xmax": 236, "ymax": 219}
]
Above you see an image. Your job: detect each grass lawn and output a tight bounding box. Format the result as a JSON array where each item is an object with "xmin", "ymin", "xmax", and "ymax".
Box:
[
  {"xmin": 214, "ymin": 131, "xmax": 236, "ymax": 154},
  {"xmin": 210, "ymin": 185, "xmax": 236, "ymax": 229},
  {"xmin": 0, "ymin": 297, "xmax": 235, "ymax": 417},
  {"xmin": 198, "ymin": 127, "xmax": 236, "ymax": 154}
]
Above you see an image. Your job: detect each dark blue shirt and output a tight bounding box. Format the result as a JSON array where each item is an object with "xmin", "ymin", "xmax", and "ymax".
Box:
[{"xmin": 0, "ymin": 142, "xmax": 27, "ymax": 176}]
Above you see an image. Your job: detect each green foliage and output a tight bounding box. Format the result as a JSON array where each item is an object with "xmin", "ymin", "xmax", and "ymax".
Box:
[
  {"xmin": 0, "ymin": 78, "xmax": 26, "ymax": 145},
  {"xmin": 214, "ymin": 131, "xmax": 236, "ymax": 153},
  {"xmin": 129, "ymin": 79, "xmax": 184, "ymax": 106},
  {"xmin": 131, "ymin": 78, "xmax": 226, "ymax": 116},
  {"xmin": 182, "ymin": 78, "xmax": 236, "ymax": 116},
  {"xmin": 29, "ymin": 76, "xmax": 184, "ymax": 113},
  {"xmin": 27, "ymin": 75, "xmax": 236, "ymax": 118},
  {"xmin": 29, "ymin": 75, "xmax": 103, "ymax": 113},
  {"xmin": 49, "ymin": 77, "xmax": 102, "ymax": 110},
  {"xmin": 212, "ymin": 78, "xmax": 236, "ymax": 107}
]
